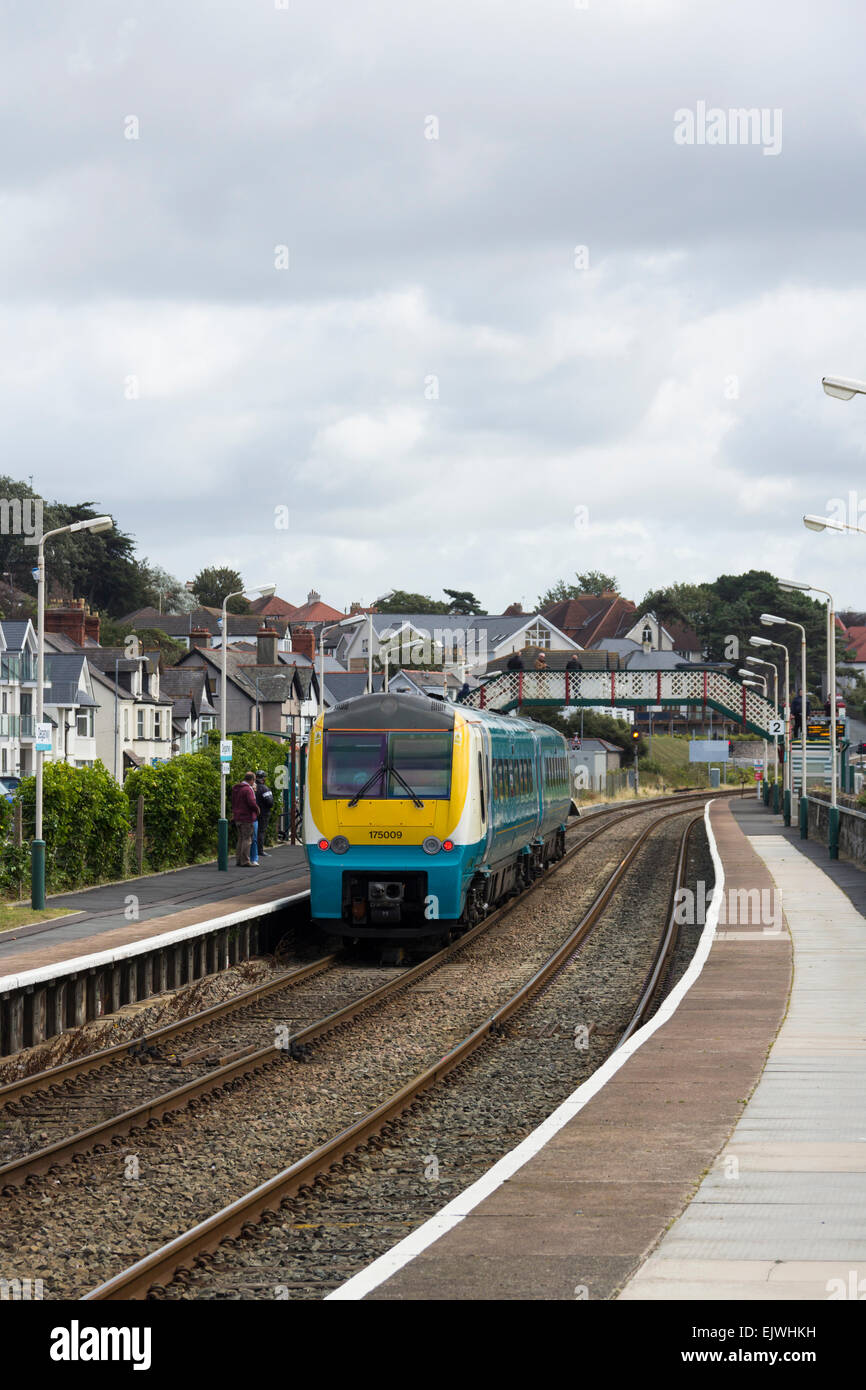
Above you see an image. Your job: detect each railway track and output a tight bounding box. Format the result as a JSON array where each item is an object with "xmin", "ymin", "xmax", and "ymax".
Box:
[
  {"xmin": 0, "ymin": 787, "xmax": 728, "ymax": 1188},
  {"xmin": 78, "ymin": 801, "xmax": 710, "ymax": 1300}
]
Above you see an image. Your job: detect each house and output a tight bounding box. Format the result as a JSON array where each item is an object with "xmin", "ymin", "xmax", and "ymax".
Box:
[
  {"xmin": 176, "ymin": 626, "xmax": 319, "ymax": 741},
  {"xmin": 289, "ymin": 590, "xmax": 346, "ymax": 625},
  {"xmin": 328, "ymin": 612, "xmax": 580, "ymax": 676},
  {"xmin": 85, "ymin": 649, "xmax": 175, "ymax": 777},
  {"xmin": 0, "ymin": 619, "xmax": 39, "ymax": 779},
  {"xmin": 158, "ymin": 666, "xmax": 218, "ymax": 754},
  {"xmin": 122, "ymin": 607, "xmax": 292, "ymax": 652},
  {"xmin": 543, "ymin": 593, "xmax": 702, "ymax": 662},
  {"xmin": 386, "ymin": 669, "xmax": 463, "ymax": 701},
  {"xmin": 42, "ymin": 648, "xmax": 100, "ymax": 767}
]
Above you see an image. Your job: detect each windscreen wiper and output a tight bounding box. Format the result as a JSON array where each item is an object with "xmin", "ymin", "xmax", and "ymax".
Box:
[
  {"xmin": 348, "ymin": 762, "xmax": 386, "ymax": 807},
  {"xmin": 389, "ymin": 766, "xmax": 424, "ymax": 808}
]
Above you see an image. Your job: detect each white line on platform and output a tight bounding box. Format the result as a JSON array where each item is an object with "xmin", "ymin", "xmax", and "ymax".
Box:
[{"xmin": 326, "ymin": 800, "xmax": 727, "ymax": 1301}]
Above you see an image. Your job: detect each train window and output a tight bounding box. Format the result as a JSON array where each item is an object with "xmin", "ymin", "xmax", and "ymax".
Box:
[
  {"xmin": 479, "ymin": 753, "xmax": 486, "ymax": 822},
  {"xmin": 387, "ymin": 732, "xmax": 452, "ymax": 799},
  {"xmin": 324, "ymin": 730, "xmax": 452, "ymax": 800},
  {"xmin": 324, "ymin": 732, "xmax": 386, "ymax": 797}
]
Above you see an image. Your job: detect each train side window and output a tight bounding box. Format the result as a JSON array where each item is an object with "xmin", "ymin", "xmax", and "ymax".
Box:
[{"xmin": 479, "ymin": 752, "xmax": 486, "ymax": 822}]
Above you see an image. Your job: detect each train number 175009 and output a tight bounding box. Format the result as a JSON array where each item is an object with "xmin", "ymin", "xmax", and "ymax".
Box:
[{"xmin": 369, "ymin": 830, "xmax": 403, "ymax": 839}]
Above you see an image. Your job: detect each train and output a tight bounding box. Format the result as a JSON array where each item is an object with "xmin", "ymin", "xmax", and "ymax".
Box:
[{"xmin": 302, "ymin": 691, "xmax": 573, "ymax": 947}]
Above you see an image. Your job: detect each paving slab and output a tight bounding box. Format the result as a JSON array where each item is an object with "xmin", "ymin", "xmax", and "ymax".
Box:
[{"xmin": 621, "ymin": 798, "xmax": 866, "ymax": 1300}]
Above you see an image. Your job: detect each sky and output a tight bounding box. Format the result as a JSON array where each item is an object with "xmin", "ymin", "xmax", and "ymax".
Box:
[{"xmin": 4, "ymin": 0, "xmax": 866, "ymax": 615}]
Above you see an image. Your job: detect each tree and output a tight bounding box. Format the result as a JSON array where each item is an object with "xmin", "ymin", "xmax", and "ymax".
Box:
[
  {"xmin": 375, "ymin": 590, "xmax": 450, "ymax": 614},
  {"xmin": 537, "ymin": 571, "xmax": 620, "ymax": 607},
  {"xmin": 191, "ymin": 567, "xmax": 249, "ymax": 612},
  {"xmin": 139, "ymin": 561, "xmax": 197, "ymax": 614},
  {"xmin": 640, "ymin": 571, "xmax": 835, "ymax": 691},
  {"xmin": 443, "ymin": 588, "xmax": 483, "ymax": 615},
  {"xmin": 98, "ymin": 621, "xmax": 187, "ymax": 666}
]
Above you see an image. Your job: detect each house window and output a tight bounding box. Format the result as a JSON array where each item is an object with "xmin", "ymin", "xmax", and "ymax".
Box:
[
  {"xmin": 124, "ymin": 709, "xmax": 130, "ymax": 739},
  {"xmin": 154, "ymin": 711, "xmax": 161, "ymax": 739},
  {"xmin": 1, "ymin": 749, "xmax": 5, "ymax": 774},
  {"xmin": 1, "ymin": 693, "xmax": 6, "ymax": 714},
  {"xmin": 76, "ymin": 709, "xmax": 94, "ymax": 738},
  {"xmin": 642, "ymin": 624, "xmax": 653, "ymax": 645},
  {"xmin": 525, "ymin": 622, "xmax": 551, "ymax": 649},
  {"xmin": 136, "ymin": 709, "xmax": 145, "ymax": 739}
]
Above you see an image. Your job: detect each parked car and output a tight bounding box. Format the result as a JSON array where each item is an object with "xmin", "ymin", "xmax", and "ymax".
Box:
[{"xmin": 0, "ymin": 776, "xmax": 21, "ymax": 802}]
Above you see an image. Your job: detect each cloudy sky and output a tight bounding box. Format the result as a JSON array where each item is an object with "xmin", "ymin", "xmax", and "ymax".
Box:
[{"xmin": 4, "ymin": 0, "xmax": 866, "ymax": 615}]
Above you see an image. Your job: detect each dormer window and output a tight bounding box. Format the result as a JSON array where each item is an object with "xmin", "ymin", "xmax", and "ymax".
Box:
[{"xmin": 642, "ymin": 625, "xmax": 653, "ymax": 645}]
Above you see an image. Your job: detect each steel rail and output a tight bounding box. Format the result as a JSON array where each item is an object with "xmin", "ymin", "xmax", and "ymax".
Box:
[
  {"xmin": 82, "ymin": 802, "xmax": 701, "ymax": 1300},
  {"xmin": 616, "ymin": 813, "xmax": 701, "ymax": 1047}
]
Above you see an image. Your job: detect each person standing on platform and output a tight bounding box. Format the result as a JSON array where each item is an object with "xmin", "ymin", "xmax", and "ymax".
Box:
[
  {"xmin": 232, "ymin": 771, "xmax": 259, "ymax": 867},
  {"xmin": 507, "ymin": 651, "xmax": 524, "ymax": 671},
  {"xmin": 255, "ymin": 770, "xmax": 274, "ymax": 858}
]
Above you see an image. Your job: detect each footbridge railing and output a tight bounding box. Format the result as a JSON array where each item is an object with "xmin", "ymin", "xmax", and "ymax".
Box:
[{"xmin": 464, "ymin": 668, "xmax": 779, "ymax": 742}]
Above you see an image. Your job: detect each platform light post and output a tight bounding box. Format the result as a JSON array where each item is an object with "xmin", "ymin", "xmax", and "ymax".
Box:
[
  {"xmin": 32, "ymin": 515, "xmax": 114, "ymax": 908},
  {"xmin": 780, "ymin": 576, "xmax": 838, "ymax": 855},
  {"xmin": 218, "ymin": 583, "xmax": 276, "ymax": 871},
  {"xmin": 745, "ymin": 654, "xmax": 779, "ymax": 795},
  {"xmin": 751, "ymin": 634, "xmax": 791, "ymax": 824},
  {"xmin": 739, "ymin": 671, "xmax": 768, "ymax": 791},
  {"xmin": 761, "ymin": 613, "xmax": 808, "ymax": 812}
]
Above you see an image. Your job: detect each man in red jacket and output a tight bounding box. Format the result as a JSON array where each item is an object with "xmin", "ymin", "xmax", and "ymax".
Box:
[{"xmin": 231, "ymin": 771, "xmax": 259, "ymax": 867}]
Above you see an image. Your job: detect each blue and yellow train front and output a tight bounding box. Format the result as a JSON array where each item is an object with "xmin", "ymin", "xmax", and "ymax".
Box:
[{"xmin": 303, "ymin": 693, "xmax": 481, "ymax": 940}]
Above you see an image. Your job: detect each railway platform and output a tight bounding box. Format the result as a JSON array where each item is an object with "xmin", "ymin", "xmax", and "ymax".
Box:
[
  {"xmin": 0, "ymin": 843, "xmax": 308, "ymax": 979},
  {"xmin": 352, "ymin": 795, "xmax": 866, "ymax": 1301}
]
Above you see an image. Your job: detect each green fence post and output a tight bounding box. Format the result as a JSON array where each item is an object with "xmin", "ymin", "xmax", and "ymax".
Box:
[
  {"xmin": 799, "ymin": 794, "xmax": 808, "ymax": 840},
  {"xmin": 783, "ymin": 788, "xmax": 791, "ymax": 827},
  {"xmin": 218, "ymin": 818, "xmax": 229, "ymax": 871},
  {"xmin": 772, "ymin": 782, "xmax": 780, "ymax": 814},
  {"xmin": 829, "ymin": 804, "xmax": 840, "ymax": 860}
]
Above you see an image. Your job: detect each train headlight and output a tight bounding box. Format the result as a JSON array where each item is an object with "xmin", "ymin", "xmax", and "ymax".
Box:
[
  {"xmin": 317, "ymin": 839, "xmax": 329, "ymax": 851},
  {"xmin": 422, "ymin": 836, "xmax": 441, "ymax": 855},
  {"xmin": 442, "ymin": 839, "xmax": 454, "ymax": 852},
  {"xmin": 330, "ymin": 835, "xmax": 350, "ymax": 855}
]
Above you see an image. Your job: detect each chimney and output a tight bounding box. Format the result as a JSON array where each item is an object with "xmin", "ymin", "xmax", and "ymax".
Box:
[
  {"xmin": 291, "ymin": 628, "xmax": 316, "ymax": 663},
  {"xmin": 257, "ymin": 624, "xmax": 278, "ymax": 666},
  {"xmin": 190, "ymin": 627, "xmax": 210, "ymax": 650},
  {"xmin": 44, "ymin": 597, "xmax": 100, "ymax": 647},
  {"xmin": 306, "ymin": 588, "xmax": 321, "ymax": 605}
]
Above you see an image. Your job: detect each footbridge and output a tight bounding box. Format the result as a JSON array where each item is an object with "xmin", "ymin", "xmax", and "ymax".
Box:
[{"xmin": 464, "ymin": 668, "xmax": 780, "ymax": 742}]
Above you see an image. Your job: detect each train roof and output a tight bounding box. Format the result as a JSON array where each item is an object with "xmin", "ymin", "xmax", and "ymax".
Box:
[{"xmin": 321, "ymin": 691, "xmax": 455, "ymax": 732}]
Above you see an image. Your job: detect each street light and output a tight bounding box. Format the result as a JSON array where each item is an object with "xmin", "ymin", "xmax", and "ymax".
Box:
[
  {"xmin": 761, "ymin": 612, "xmax": 808, "ymax": 815},
  {"xmin": 32, "ymin": 516, "xmax": 113, "ymax": 907},
  {"xmin": 822, "ymin": 375, "xmax": 866, "ymax": 401},
  {"xmin": 753, "ymin": 628, "xmax": 791, "ymax": 821},
  {"xmin": 780, "ymin": 570, "xmax": 838, "ymax": 818},
  {"xmin": 746, "ymin": 652, "xmax": 780, "ymax": 784},
  {"xmin": 740, "ymin": 671, "xmax": 769, "ymax": 789},
  {"xmin": 218, "ymin": 583, "xmax": 276, "ymax": 871}
]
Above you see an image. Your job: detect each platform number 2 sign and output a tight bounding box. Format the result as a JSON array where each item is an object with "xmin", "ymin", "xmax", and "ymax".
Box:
[{"xmin": 769, "ymin": 718, "xmax": 784, "ymax": 737}]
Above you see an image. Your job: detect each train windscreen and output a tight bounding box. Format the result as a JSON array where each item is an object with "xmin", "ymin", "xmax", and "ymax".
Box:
[{"xmin": 324, "ymin": 731, "xmax": 452, "ymax": 800}]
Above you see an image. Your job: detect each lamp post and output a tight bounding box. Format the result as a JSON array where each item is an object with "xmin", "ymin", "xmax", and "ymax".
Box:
[
  {"xmin": 739, "ymin": 671, "xmax": 768, "ymax": 790},
  {"xmin": 745, "ymin": 654, "xmax": 779, "ymax": 793},
  {"xmin": 779, "ymin": 576, "xmax": 838, "ymax": 855},
  {"xmin": 751, "ymin": 634, "xmax": 791, "ymax": 823},
  {"xmin": 761, "ymin": 612, "xmax": 808, "ymax": 813},
  {"xmin": 32, "ymin": 516, "xmax": 113, "ymax": 908},
  {"xmin": 218, "ymin": 583, "xmax": 276, "ymax": 870}
]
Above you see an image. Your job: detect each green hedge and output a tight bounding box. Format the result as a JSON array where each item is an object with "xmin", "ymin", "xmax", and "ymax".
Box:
[
  {"xmin": 0, "ymin": 738, "xmax": 293, "ymax": 896},
  {"xmin": 11, "ymin": 760, "xmax": 130, "ymax": 893}
]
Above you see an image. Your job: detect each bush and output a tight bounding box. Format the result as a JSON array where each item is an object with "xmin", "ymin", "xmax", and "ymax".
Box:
[
  {"xmin": 15, "ymin": 761, "xmax": 130, "ymax": 892},
  {"xmin": 125, "ymin": 755, "xmax": 221, "ymax": 871}
]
